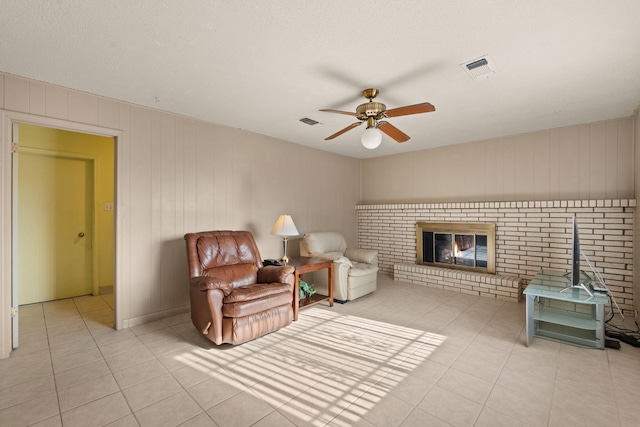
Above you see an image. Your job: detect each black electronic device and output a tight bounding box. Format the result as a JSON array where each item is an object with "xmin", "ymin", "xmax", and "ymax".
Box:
[
  {"xmin": 561, "ymin": 216, "xmax": 595, "ymax": 297},
  {"xmin": 609, "ymin": 332, "xmax": 640, "ymax": 347},
  {"xmin": 570, "ymin": 215, "xmax": 581, "ymax": 289},
  {"xmin": 605, "ymin": 338, "xmax": 621, "ymax": 349},
  {"xmin": 263, "ymin": 259, "xmax": 283, "ymax": 266}
]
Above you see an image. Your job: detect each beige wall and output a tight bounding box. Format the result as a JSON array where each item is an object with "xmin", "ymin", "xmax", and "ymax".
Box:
[
  {"xmin": 362, "ymin": 117, "xmax": 634, "ymax": 204},
  {"xmin": 0, "ymin": 72, "xmax": 361, "ymax": 349}
]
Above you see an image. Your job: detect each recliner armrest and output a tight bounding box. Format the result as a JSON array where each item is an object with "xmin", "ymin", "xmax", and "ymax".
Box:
[
  {"xmin": 345, "ymin": 248, "xmax": 378, "ymax": 265},
  {"xmin": 190, "ymin": 276, "xmax": 234, "ymax": 296},
  {"xmin": 258, "ymin": 265, "xmax": 295, "ymax": 286}
]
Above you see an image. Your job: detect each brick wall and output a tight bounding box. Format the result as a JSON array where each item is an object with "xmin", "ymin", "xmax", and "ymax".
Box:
[{"xmin": 356, "ymin": 200, "xmax": 635, "ymax": 312}]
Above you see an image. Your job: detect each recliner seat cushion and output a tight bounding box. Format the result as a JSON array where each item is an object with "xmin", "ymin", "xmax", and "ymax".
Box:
[
  {"xmin": 224, "ymin": 282, "xmax": 292, "ymax": 303},
  {"xmin": 223, "ymin": 291, "xmax": 293, "ymax": 318}
]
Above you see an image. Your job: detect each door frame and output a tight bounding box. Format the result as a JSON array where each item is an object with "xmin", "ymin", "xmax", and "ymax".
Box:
[
  {"xmin": 19, "ymin": 147, "xmax": 100, "ymax": 299},
  {"xmin": 0, "ymin": 110, "xmax": 122, "ymax": 358}
]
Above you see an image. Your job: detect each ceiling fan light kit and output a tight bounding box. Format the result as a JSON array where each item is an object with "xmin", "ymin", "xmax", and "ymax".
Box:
[
  {"xmin": 321, "ymin": 88, "xmax": 435, "ymax": 149},
  {"xmin": 361, "ymin": 127, "xmax": 383, "ymax": 149}
]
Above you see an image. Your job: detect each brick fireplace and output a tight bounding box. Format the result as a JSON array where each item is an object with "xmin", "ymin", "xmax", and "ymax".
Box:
[{"xmin": 356, "ymin": 199, "xmax": 635, "ymax": 310}]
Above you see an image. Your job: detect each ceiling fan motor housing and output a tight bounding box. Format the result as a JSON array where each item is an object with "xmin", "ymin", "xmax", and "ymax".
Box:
[{"xmin": 356, "ymin": 102, "xmax": 386, "ymax": 118}]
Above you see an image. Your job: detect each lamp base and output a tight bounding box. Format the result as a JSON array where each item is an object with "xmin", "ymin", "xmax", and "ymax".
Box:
[{"xmin": 281, "ymin": 236, "xmax": 290, "ymax": 263}]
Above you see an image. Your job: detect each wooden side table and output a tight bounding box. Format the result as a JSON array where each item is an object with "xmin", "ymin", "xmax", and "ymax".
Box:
[{"xmin": 287, "ymin": 256, "xmax": 334, "ymax": 320}]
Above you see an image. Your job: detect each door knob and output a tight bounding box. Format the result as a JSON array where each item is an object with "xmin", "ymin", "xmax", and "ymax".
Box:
[{"xmin": 78, "ymin": 232, "xmax": 85, "ymax": 238}]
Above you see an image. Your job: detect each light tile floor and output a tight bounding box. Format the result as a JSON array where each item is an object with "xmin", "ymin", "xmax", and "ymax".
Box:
[{"xmin": 2, "ymin": 274, "xmax": 640, "ymax": 426}]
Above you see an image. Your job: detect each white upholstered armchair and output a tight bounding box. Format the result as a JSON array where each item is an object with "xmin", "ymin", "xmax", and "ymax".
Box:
[{"xmin": 300, "ymin": 232, "xmax": 378, "ymax": 302}]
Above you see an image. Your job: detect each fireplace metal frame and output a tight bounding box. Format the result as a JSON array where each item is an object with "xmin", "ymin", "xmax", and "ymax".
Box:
[{"xmin": 416, "ymin": 222, "xmax": 496, "ymax": 274}]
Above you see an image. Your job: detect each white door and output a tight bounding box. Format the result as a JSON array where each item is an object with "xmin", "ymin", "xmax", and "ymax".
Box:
[{"xmin": 17, "ymin": 151, "xmax": 93, "ymax": 304}]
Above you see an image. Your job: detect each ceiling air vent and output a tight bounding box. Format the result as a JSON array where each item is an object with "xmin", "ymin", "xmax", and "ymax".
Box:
[
  {"xmin": 299, "ymin": 117, "xmax": 321, "ymax": 126},
  {"xmin": 461, "ymin": 56, "xmax": 497, "ymax": 80}
]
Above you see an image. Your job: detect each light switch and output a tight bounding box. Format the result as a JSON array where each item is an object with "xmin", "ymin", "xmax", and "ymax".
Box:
[{"xmin": 104, "ymin": 203, "xmax": 114, "ymax": 211}]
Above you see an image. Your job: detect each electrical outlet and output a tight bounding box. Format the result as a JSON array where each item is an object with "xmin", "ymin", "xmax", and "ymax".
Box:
[{"xmin": 104, "ymin": 203, "xmax": 114, "ymax": 211}]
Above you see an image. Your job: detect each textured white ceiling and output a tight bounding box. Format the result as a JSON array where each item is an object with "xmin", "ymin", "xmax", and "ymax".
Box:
[{"xmin": 1, "ymin": 1, "xmax": 639, "ymax": 159}]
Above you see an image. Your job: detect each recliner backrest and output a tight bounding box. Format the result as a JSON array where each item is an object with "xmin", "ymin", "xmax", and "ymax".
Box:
[{"xmin": 185, "ymin": 230, "xmax": 263, "ymax": 288}]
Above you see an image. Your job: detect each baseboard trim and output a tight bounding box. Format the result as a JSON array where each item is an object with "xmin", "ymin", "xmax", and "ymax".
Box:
[{"xmin": 124, "ymin": 305, "xmax": 189, "ymax": 328}]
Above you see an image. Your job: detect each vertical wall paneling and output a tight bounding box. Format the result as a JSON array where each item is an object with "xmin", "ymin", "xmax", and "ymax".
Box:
[
  {"xmin": 618, "ymin": 119, "xmax": 634, "ymax": 198},
  {"xmin": 98, "ymin": 98, "xmax": 119, "ymax": 129},
  {"xmin": 588, "ymin": 121, "xmax": 607, "ymax": 197},
  {"xmin": 502, "ymin": 137, "xmax": 517, "ymax": 199},
  {"xmin": 160, "ymin": 113, "xmax": 178, "ymax": 311},
  {"xmin": 129, "ymin": 106, "xmax": 153, "ymax": 318},
  {"xmin": 578, "ymin": 124, "xmax": 591, "ymax": 199},
  {"xmin": 484, "ymin": 138, "xmax": 502, "ymax": 200},
  {"xmin": 68, "ymin": 90, "xmax": 99, "ymax": 126},
  {"xmin": 548, "ymin": 129, "xmax": 560, "ymax": 197},
  {"xmin": 44, "ymin": 85, "xmax": 68, "ymax": 120},
  {"xmin": 516, "ymin": 133, "xmax": 536, "ymax": 200},
  {"xmin": 4, "ymin": 75, "xmax": 29, "ymax": 113},
  {"xmin": 605, "ymin": 120, "xmax": 619, "ymax": 198},
  {"xmin": 362, "ymin": 116, "xmax": 635, "ymax": 203},
  {"xmin": 194, "ymin": 122, "xmax": 211, "ymax": 231},
  {"xmin": 173, "ymin": 117, "xmax": 187, "ymax": 305},
  {"xmin": 231, "ymin": 132, "xmax": 252, "ymax": 232},
  {"xmin": 28, "ymin": 81, "xmax": 45, "ymax": 116},
  {"xmin": 150, "ymin": 111, "xmax": 163, "ymax": 312},
  {"xmin": 181, "ymin": 119, "xmax": 197, "ymax": 236},
  {"xmin": 212, "ymin": 125, "xmax": 229, "ymax": 230},
  {"xmin": 557, "ymin": 126, "xmax": 580, "ymax": 199}
]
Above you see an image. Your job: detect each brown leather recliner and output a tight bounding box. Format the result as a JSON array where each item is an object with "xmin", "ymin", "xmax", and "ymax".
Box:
[{"xmin": 184, "ymin": 230, "xmax": 295, "ymax": 345}]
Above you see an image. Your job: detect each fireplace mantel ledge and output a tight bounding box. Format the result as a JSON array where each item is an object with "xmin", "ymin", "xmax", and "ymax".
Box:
[{"xmin": 357, "ymin": 199, "xmax": 636, "ymax": 210}]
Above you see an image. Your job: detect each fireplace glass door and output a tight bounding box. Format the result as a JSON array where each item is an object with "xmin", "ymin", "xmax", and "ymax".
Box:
[
  {"xmin": 417, "ymin": 222, "xmax": 496, "ymax": 274},
  {"xmin": 435, "ymin": 233, "xmax": 452, "ymax": 264},
  {"xmin": 454, "ymin": 234, "xmax": 475, "ymax": 266}
]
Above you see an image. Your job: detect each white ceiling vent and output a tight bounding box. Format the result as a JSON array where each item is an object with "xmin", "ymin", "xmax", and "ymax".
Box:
[{"xmin": 461, "ymin": 56, "xmax": 497, "ymax": 79}]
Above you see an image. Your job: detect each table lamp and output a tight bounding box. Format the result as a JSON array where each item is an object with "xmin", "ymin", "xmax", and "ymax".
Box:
[{"xmin": 271, "ymin": 214, "xmax": 299, "ymax": 263}]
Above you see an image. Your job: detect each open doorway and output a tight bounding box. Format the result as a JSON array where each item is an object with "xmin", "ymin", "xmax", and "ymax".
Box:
[{"xmin": 14, "ymin": 123, "xmax": 115, "ymax": 345}]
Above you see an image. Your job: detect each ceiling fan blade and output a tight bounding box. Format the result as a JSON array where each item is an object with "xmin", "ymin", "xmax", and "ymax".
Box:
[
  {"xmin": 385, "ymin": 102, "xmax": 435, "ymax": 118},
  {"xmin": 325, "ymin": 122, "xmax": 362, "ymax": 140},
  {"xmin": 378, "ymin": 121, "xmax": 410, "ymax": 143},
  {"xmin": 320, "ymin": 109, "xmax": 359, "ymax": 116}
]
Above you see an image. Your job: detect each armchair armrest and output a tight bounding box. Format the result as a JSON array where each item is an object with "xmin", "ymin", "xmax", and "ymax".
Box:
[
  {"xmin": 345, "ymin": 248, "xmax": 378, "ymax": 265},
  {"xmin": 190, "ymin": 276, "xmax": 234, "ymax": 296},
  {"xmin": 258, "ymin": 265, "xmax": 295, "ymax": 286}
]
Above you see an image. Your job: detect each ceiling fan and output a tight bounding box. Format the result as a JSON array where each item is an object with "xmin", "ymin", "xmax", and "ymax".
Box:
[{"xmin": 320, "ymin": 88, "xmax": 435, "ymax": 149}]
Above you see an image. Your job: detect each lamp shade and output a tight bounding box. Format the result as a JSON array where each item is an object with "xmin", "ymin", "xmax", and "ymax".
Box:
[
  {"xmin": 361, "ymin": 127, "xmax": 382, "ymax": 149},
  {"xmin": 271, "ymin": 214, "xmax": 299, "ymax": 236}
]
